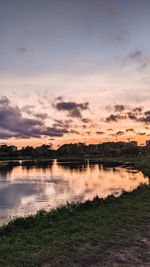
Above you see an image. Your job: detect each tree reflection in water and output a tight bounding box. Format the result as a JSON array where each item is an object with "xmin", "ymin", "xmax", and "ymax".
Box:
[{"xmin": 0, "ymin": 160, "xmax": 149, "ymax": 225}]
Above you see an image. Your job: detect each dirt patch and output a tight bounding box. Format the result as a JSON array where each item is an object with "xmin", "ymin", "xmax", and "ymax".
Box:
[{"xmin": 103, "ymin": 233, "xmax": 150, "ymax": 266}]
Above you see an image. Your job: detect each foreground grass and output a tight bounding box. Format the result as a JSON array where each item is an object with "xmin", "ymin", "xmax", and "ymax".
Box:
[{"xmin": 0, "ymin": 185, "xmax": 150, "ymax": 266}]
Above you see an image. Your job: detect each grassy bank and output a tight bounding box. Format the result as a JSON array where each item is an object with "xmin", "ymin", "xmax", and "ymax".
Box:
[
  {"xmin": 134, "ymin": 156, "xmax": 150, "ymax": 177},
  {"xmin": 0, "ymin": 185, "xmax": 150, "ymax": 266}
]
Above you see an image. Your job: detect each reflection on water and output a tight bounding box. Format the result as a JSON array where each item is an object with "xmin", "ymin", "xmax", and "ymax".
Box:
[{"xmin": 0, "ymin": 160, "xmax": 149, "ymax": 225}]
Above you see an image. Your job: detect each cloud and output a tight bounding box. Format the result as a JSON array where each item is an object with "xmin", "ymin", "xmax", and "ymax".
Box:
[
  {"xmin": 52, "ymin": 119, "xmax": 73, "ymax": 129},
  {"xmin": 0, "ymin": 96, "xmax": 10, "ymax": 105},
  {"xmin": 133, "ymin": 107, "xmax": 143, "ymax": 113},
  {"xmin": 105, "ymin": 114, "xmax": 126, "ymax": 122},
  {"xmin": 103, "ymin": 31, "xmax": 129, "ymax": 45},
  {"xmin": 125, "ymin": 50, "xmax": 150, "ymax": 70},
  {"xmin": 82, "ymin": 118, "xmax": 91, "ymax": 123},
  {"xmin": 113, "ymin": 32, "xmax": 129, "ymax": 43},
  {"xmin": 54, "ymin": 100, "xmax": 89, "ymax": 119},
  {"xmin": 137, "ymin": 132, "xmax": 146, "ymax": 136},
  {"xmin": 139, "ymin": 115, "xmax": 150, "ymax": 123},
  {"xmin": 0, "ymin": 97, "xmax": 68, "ymax": 139},
  {"xmin": 125, "ymin": 128, "xmax": 135, "ymax": 132},
  {"xmin": 21, "ymin": 105, "xmax": 34, "ymax": 115},
  {"xmin": 144, "ymin": 110, "xmax": 150, "ymax": 116},
  {"xmin": 105, "ymin": 105, "xmax": 146, "ymax": 123},
  {"xmin": 96, "ymin": 131, "xmax": 104, "ymax": 135},
  {"xmin": 16, "ymin": 47, "xmax": 27, "ymax": 54},
  {"xmin": 116, "ymin": 131, "xmax": 124, "ymax": 136},
  {"xmin": 34, "ymin": 113, "xmax": 48, "ymax": 120},
  {"xmin": 114, "ymin": 105, "xmax": 125, "ymax": 112},
  {"xmin": 69, "ymin": 129, "xmax": 79, "ymax": 134},
  {"xmin": 127, "ymin": 112, "xmax": 137, "ymax": 120},
  {"xmin": 127, "ymin": 50, "xmax": 142, "ymax": 60}
]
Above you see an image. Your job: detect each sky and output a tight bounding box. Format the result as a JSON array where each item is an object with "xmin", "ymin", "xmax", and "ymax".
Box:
[{"xmin": 0, "ymin": 0, "xmax": 150, "ymax": 148}]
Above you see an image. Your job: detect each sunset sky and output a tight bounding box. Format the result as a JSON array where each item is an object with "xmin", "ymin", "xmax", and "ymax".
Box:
[{"xmin": 0, "ymin": 0, "xmax": 150, "ymax": 148}]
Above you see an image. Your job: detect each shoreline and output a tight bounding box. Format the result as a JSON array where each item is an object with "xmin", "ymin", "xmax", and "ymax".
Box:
[{"xmin": 0, "ymin": 156, "xmax": 150, "ymax": 265}]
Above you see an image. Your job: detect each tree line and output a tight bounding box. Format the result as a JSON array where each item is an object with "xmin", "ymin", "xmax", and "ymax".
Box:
[{"xmin": 0, "ymin": 142, "xmax": 149, "ymax": 159}]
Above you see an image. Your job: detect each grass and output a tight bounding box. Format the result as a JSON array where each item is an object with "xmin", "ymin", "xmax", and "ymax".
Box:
[
  {"xmin": 134, "ymin": 156, "xmax": 150, "ymax": 177},
  {"xmin": 0, "ymin": 156, "xmax": 150, "ymax": 266},
  {"xmin": 0, "ymin": 161, "xmax": 8, "ymax": 168}
]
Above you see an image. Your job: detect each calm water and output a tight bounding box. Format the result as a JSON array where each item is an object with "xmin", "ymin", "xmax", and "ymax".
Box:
[{"xmin": 0, "ymin": 159, "xmax": 149, "ymax": 225}]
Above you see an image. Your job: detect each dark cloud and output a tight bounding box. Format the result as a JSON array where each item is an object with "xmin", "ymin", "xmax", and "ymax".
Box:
[
  {"xmin": 0, "ymin": 97, "xmax": 68, "ymax": 139},
  {"xmin": 82, "ymin": 118, "xmax": 91, "ymax": 123},
  {"xmin": 116, "ymin": 131, "xmax": 124, "ymax": 136},
  {"xmin": 16, "ymin": 47, "xmax": 27, "ymax": 54},
  {"xmin": 133, "ymin": 107, "xmax": 143, "ymax": 113},
  {"xmin": 139, "ymin": 115, "xmax": 150, "ymax": 123},
  {"xmin": 127, "ymin": 50, "xmax": 142, "ymax": 60},
  {"xmin": 105, "ymin": 114, "xmax": 118, "ymax": 122},
  {"xmin": 125, "ymin": 128, "xmax": 135, "ymax": 132},
  {"xmin": 105, "ymin": 114, "xmax": 126, "ymax": 122},
  {"xmin": 105, "ymin": 105, "xmax": 145, "ymax": 123},
  {"xmin": 127, "ymin": 112, "xmax": 137, "ymax": 120},
  {"xmin": 144, "ymin": 110, "xmax": 150, "ymax": 116},
  {"xmin": 82, "ymin": 125, "xmax": 87, "ymax": 129},
  {"xmin": 69, "ymin": 129, "xmax": 79, "ymax": 134},
  {"xmin": 125, "ymin": 50, "xmax": 150, "ymax": 70},
  {"xmin": 96, "ymin": 131, "xmax": 104, "ymax": 135},
  {"xmin": 54, "ymin": 101, "xmax": 89, "ymax": 119},
  {"xmin": 137, "ymin": 132, "xmax": 146, "ymax": 136},
  {"xmin": 106, "ymin": 104, "xmax": 128, "ymax": 114},
  {"xmin": 114, "ymin": 105, "xmax": 125, "ymax": 112}
]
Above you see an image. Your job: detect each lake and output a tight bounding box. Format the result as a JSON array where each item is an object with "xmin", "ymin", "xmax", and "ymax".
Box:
[{"xmin": 0, "ymin": 159, "xmax": 149, "ymax": 225}]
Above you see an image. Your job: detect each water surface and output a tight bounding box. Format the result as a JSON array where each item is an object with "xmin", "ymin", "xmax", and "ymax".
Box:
[{"xmin": 0, "ymin": 160, "xmax": 149, "ymax": 225}]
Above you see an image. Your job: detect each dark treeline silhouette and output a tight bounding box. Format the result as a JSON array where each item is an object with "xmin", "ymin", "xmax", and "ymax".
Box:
[{"xmin": 0, "ymin": 141, "xmax": 149, "ymax": 159}]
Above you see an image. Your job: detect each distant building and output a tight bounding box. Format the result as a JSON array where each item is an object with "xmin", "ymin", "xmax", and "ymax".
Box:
[{"xmin": 146, "ymin": 140, "xmax": 150, "ymax": 146}]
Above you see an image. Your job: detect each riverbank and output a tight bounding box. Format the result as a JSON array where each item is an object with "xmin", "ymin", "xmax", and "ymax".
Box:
[
  {"xmin": 0, "ymin": 185, "xmax": 150, "ymax": 266},
  {"xmin": 0, "ymin": 156, "xmax": 150, "ymax": 266}
]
